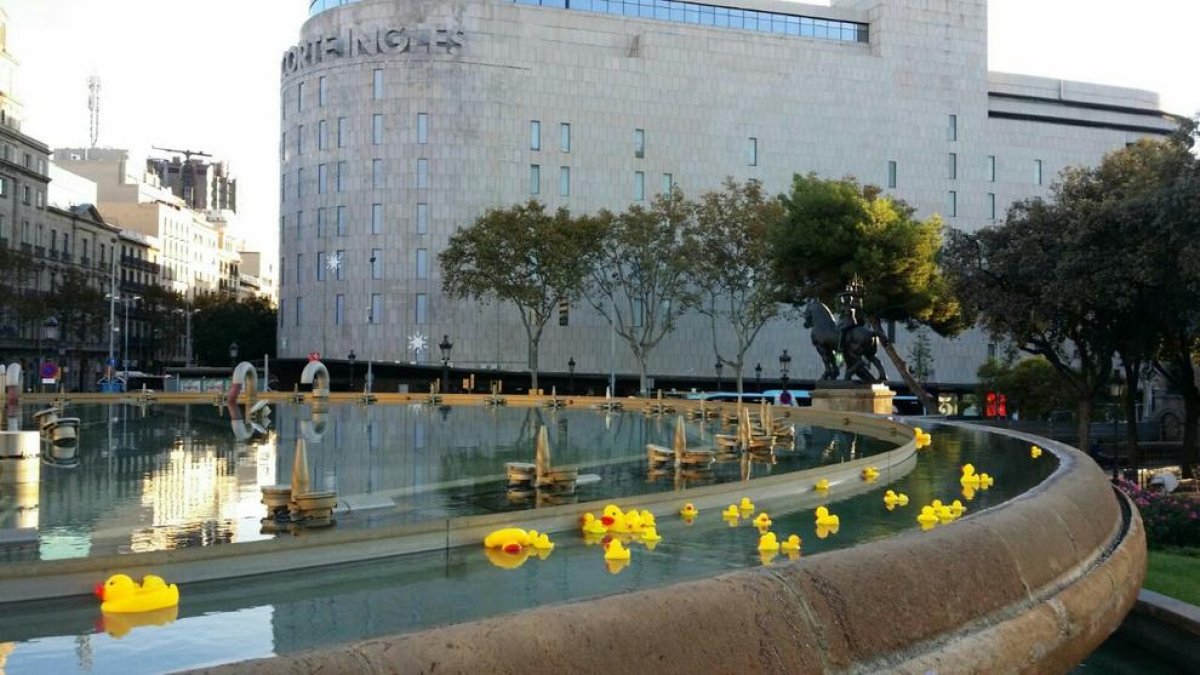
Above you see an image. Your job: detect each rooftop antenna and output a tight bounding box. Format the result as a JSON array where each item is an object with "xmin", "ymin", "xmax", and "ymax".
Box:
[{"xmin": 87, "ymin": 74, "xmax": 101, "ymax": 148}]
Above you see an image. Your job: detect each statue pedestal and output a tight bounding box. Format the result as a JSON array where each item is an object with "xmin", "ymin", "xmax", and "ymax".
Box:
[{"xmin": 811, "ymin": 383, "xmax": 895, "ymax": 415}]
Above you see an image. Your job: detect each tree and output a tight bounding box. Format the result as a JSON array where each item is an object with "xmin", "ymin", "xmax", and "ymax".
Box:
[
  {"xmin": 907, "ymin": 328, "xmax": 934, "ymax": 384},
  {"xmin": 692, "ymin": 179, "xmax": 787, "ymax": 393},
  {"xmin": 193, "ymin": 294, "xmax": 276, "ymax": 366},
  {"xmin": 977, "ymin": 357, "xmax": 1073, "ymax": 421},
  {"xmin": 584, "ymin": 188, "xmax": 698, "ymax": 394},
  {"xmin": 770, "ymin": 173, "xmax": 963, "ymax": 412},
  {"xmin": 439, "ymin": 201, "xmax": 598, "ymax": 391}
]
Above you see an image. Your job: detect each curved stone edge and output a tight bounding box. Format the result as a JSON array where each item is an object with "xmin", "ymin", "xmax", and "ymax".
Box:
[
  {"xmin": 188, "ymin": 425, "xmax": 1141, "ymax": 675},
  {"xmin": 0, "ymin": 409, "xmax": 915, "ymax": 603}
]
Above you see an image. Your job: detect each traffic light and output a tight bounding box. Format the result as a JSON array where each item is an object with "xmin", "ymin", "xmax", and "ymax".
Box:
[{"xmin": 558, "ymin": 298, "xmax": 569, "ymax": 326}]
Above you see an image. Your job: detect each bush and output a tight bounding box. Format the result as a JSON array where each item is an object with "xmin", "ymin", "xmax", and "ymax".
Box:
[{"xmin": 1118, "ymin": 479, "xmax": 1200, "ymax": 549}]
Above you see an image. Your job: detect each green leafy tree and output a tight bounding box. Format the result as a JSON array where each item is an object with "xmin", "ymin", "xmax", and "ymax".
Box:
[
  {"xmin": 584, "ymin": 187, "xmax": 699, "ymax": 394},
  {"xmin": 693, "ymin": 179, "xmax": 787, "ymax": 393},
  {"xmin": 193, "ymin": 293, "xmax": 276, "ymax": 367},
  {"xmin": 770, "ymin": 173, "xmax": 963, "ymax": 411},
  {"xmin": 51, "ymin": 269, "xmax": 107, "ymax": 348},
  {"xmin": 977, "ymin": 357, "xmax": 1073, "ymax": 421},
  {"xmin": 439, "ymin": 201, "xmax": 599, "ymax": 391},
  {"xmin": 136, "ymin": 285, "xmax": 186, "ymax": 370}
]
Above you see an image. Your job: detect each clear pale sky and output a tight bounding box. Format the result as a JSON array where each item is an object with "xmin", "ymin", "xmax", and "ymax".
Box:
[{"xmin": 3, "ymin": 0, "xmax": 1197, "ymax": 260}]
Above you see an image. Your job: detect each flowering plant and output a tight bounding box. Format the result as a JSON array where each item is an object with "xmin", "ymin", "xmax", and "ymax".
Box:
[{"xmin": 1117, "ymin": 478, "xmax": 1200, "ymax": 549}]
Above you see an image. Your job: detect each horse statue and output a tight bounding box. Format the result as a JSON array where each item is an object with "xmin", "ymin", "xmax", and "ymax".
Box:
[{"xmin": 802, "ymin": 299, "xmax": 887, "ymax": 384}]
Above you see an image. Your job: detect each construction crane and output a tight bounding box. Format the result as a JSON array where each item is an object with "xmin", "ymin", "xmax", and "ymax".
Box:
[
  {"xmin": 151, "ymin": 146, "xmax": 212, "ymax": 163},
  {"xmin": 151, "ymin": 146, "xmax": 213, "ymax": 210},
  {"xmin": 87, "ymin": 75, "xmax": 101, "ymax": 147}
]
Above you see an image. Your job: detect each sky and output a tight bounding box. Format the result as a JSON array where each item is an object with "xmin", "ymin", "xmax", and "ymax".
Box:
[{"xmin": 3, "ymin": 0, "xmax": 1197, "ymax": 260}]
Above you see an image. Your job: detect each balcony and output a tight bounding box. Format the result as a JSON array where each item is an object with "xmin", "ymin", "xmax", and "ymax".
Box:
[
  {"xmin": 80, "ymin": 256, "xmax": 90, "ymax": 267},
  {"xmin": 34, "ymin": 245, "xmax": 45, "ymax": 258},
  {"xmin": 121, "ymin": 255, "xmax": 161, "ymax": 275},
  {"xmin": 48, "ymin": 249, "xmax": 58, "ymax": 260}
]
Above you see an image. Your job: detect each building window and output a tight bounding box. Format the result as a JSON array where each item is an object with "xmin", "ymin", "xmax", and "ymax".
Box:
[
  {"xmin": 318, "ymin": 164, "xmax": 327, "ymax": 194},
  {"xmin": 370, "ymin": 294, "xmax": 382, "ymax": 324},
  {"xmin": 297, "ymin": 81, "xmax": 304, "ymax": 112},
  {"xmin": 949, "ymin": 152, "xmax": 957, "ymax": 180},
  {"xmin": 531, "ymin": 120, "xmax": 541, "ymax": 151},
  {"xmin": 987, "ymin": 192, "xmax": 996, "ymax": 220},
  {"xmin": 296, "ymin": 210, "xmax": 304, "ymax": 241},
  {"xmin": 987, "ymin": 155, "xmax": 996, "ymax": 182},
  {"xmin": 337, "ymin": 117, "xmax": 346, "ymax": 147},
  {"xmin": 280, "ymin": 132, "xmax": 286, "ymax": 161},
  {"xmin": 335, "ymin": 249, "xmax": 345, "ymax": 280},
  {"xmin": 372, "ymin": 203, "xmax": 383, "ymax": 234},
  {"xmin": 335, "ymin": 294, "xmax": 345, "ymax": 325},
  {"xmin": 297, "ymin": 124, "xmax": 304, "ymax": 155},
  {"xmin": 632, "ymin": 298, "xmax": 644, "ymax": 328},
  {"xmin": 337, "ymin": 205, "xmax": 347, "ymax": 236},
  {"xmin": 417, "ymin": 113, "xmax": 428, "ymax": 144},
  {"xmin": 417, "ymin": 159, "xmax": 429, "ymax": 189},
  {"xmin": 297, "ymin": 253, "xmax": 304, "ymax": 283},
  {"xmin": 748, "ymin": 137, "xmax": 758, "ymax": 166},
  {"xmin": 560, "ymin": 123, "xmax": 570, "ymax": 152},
  {"xmin": 371, "ymin": 249, "xmax": 382, "ymax": 279},
  {"xmin": 316, "ymin": 207, "xmax": 326, "ymax": 237},
  {"xmin": 559, "ymin": 167, "xmax": 570, "ymax": 197},
  {"xmin": 987, "ymin": 342, "xmax": 996, "ymax": 360},
  {"xmin": 296, "ymin": 168, "xmax": 304, "ymax": 199},
  {"xmin": 949, "ymin": 190, "xmax": 957, "ymax": 218},
  {"xmin": 662, "ymin": 173, "xmax": 673, "ymax": 193},
  {"xmin": 530, "ymin": 164, "xmax": 540, "ymax": 195},
  {"xmin": 887, "ymin": 160, "xmax": 897, "ymax": 189},
  {"xmin": 296, "ymin": 297, "xmax": 303, "ymax": 326},
  {"xmin": 318, "ymin": 76, "xmax": 327, "ymax": 107},
  {"xmin": 0, "ymin": 177, "xmax": 6, "ymax": 197},
  {"xmin": 416, "ymin": 203, "xmax": 428, "ymax": 234},
  {"xmin": 416, "ymin": 248, "xmax": 428, "ymax": 279},
  {"xmin": 1035, "ymin": 159, "xmax": 1043, "ymax": 185},
  {"xmin": 337, "ymin": 161, "xmax": 346, "ymax": 192},
  {"xmin": 318, "ymin": 119, "xmax": 327, "ymax": 150},
  {"xmin": 634, "ymin": 171, "xmax": 645, "ymax": 201},
  {"xmin": 373, "ymin": 159, "xmax": 383, "ymax": 189},
  {"xmin": 372, "ymin": 69, "xmax": 383, "ymax": 100},
  {"xmin": 948, "ymin": 113, "xmax": 957, "ymax": 141},
  {"xmin": 634, "ymin": 128, "xmax": 645, "ymax": 158},
  {"xmin": 415, "ymin": 293, "xmax": 427, "ymax": 324},
  {"xmin": 317, "ymin": 250, "xmax": 326, "ymax": 281},
  {"xmin": 372, "ymin": 114, "xmax": 383, "ymax": 145},
  {"xmin": 279, "ymin": 299, "xmax": 286, "ymax": 326},
  {"xmin": 35, "ymin": 191, "xmax": 43, "ymax": 208}
]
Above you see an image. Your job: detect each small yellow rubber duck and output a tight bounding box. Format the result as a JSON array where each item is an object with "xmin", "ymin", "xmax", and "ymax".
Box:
[
  {"xmin": 961, "ymin": 484, "xmax": 977, "ymax": 501},
  {"xmin": 917, "ymin": 505, "xmax": 939, "ymax": 528},
  {"xmin": 640, "ymin": 510, "xmax": 657, "ymax": 528},
  {"xmin": 814, "ymin": 478, "xmax": 830, "ymax": 492},
  {"xmin": 814, "ymin": 506, "xmax": 840, "ymax": 528},
  {"xmin": 739, "ymin": 497, "xmax": 755, "ymax": 512},
  {"xmin": 781, "ymin": 534, "xmax": 802, "ymax": 552},
  {"xmin": 979, "ymin": 472, "xmax": 995, "ymax": 487},
  {"xmin": 948, "ymin": 499, "xmax": 966, "ymax": 519},
  {"xmin": 753, "ymin": 512, "xmax": 772, "ymax": 528},
  {"xmin": 1030, "ymin": 445, "xmax": 1042, "ymax": 459},
  {"xmin": 641, "ymin": 527, "xmax": 662, "ymax": 544},
  {"xmin": 604, "ymin": 538, "xmax": 631, "ymax": 561},
  {"xmin": 531, "ymin": 532, "xmax": 555, "ymax": 551},
  {"xmin": 680, "ymin": 503, "xmax": 699, "ymax": 518},
  {"xmin": 723, "ymin": 504, "xmax": 741, "ymax": 519},
  {"xmin": 960, "ymin": 464, "xmax": 981, "ymax": 487},
  {"xmin": 883, "ymin": 490, "xmax": 910, "ymax": 508},
  {"xmin": 757, "ymin": 532, "xmax": 780, "ymax": 551},
  {"xmin": 582, "ymin": 513, "xmax": 608, "ymax": 535},
  {"xmin": 913, "ymin": 427, "xmax": 932, "ymax": 449},
  {"xmin": 862, "ymin": 466, "xmax": 880, "ymax": 482}
]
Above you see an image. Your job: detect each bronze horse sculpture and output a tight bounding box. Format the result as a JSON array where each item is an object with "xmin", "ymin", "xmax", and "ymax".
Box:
[{"xmin": 802, "ymin": 299, "xmax": 887, "ymax": 384}]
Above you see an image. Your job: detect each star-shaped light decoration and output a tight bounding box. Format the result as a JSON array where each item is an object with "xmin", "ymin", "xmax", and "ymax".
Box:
[
  {"xmin": 325, "ymin": 252, "xmax": 343, "ymax": 271},
  {"xmin": 408, "ymin": 333, "xmax": 428, "ymax": 355}
]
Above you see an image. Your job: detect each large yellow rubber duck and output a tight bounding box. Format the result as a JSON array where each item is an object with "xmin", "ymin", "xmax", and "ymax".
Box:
[
  {"xmin": 814, "ymin": 479, "xmax": 830, "ymax": 492},
  {"xmin": 483, "ymin": 528, "xmax": 532, "ymax": 553},
  {"xmin": 96, "ymin": 574, "xmax": 180, "ymax": 614},
  {"xmin": 604, "ymin": 538, "xmax": 632, "ymax": 561},
  {"xmin": 757, "ymin": 532, "xmax": 780, "ymax": 552},
  {"xmin": 1030, "ymin": 445, "xmax": 1042, "ymax": 459},
  {"xmin": 781, "ymin": 534, "xmax": 802, "ymax": 552},
  {"xmin": 753, "ymin": 512, "xmax": 773, "ymax": 528},
  {"xmin": 739, "ymin": 497, "xmax": 755, "ymax": 512},
  {"xmin": 916, "ymin": 506, "xmax": 939, "ymax": 528},
  {"xmin": 814, "ymin": 506, "xmax": 840, "ymax": 528},
  {"xmin": 883, "ymin": 490, "xmax": 910, "ymax": 508},
  {"xmin": 581, "ymin": 513, "xmax": 608, "ymax": 535},
  {"xmin": 862, "ymin": 466, "xmax": 880, "ymax": 482},
  {"xmin": 680, "ymin": 503, "xmax": 699, "ymax": 518}
]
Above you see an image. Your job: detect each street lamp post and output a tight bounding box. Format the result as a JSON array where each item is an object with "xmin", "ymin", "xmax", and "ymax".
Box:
[
  {"xmin": 348, "ymin": 350, "xmax": 357, "ymax": 391},
  {"xmin": 755, "ymin": 362, "xmax": 762, "ymax": 392},
  {"xmin": 229, "ymin": 341, "xmax": 239, "ymax": 367},
  {"xmin": 568, "ymin": 356, "xmax": 576, "ymax": 395},
  {"xmin": 121, "ymin": 295, "xmax": 141, "ymax": 378},
  {"xmin": 779, "ymin": 349, "xmax": 792, "ymax": 393},
  {"xmin": 42, "ymin": 316, "xmax": 59, "ymax": 393},
  {"xmin": 715, "ymin": 360, "xmax": 723, "ymax": 393},
  {"xmin": 439, "ymin": 335, "xmax": 453, "ymax": 393},
  {"xmin": 176, "ymin": 307, "xmax": 199, "ymax": 367}
]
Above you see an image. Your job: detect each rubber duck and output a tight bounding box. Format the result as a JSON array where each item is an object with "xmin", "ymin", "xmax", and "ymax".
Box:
[
  {"xmin": 961, "ymin": 484, "xmax": 977, "ymax": 501},
  {"xmin": 531, "ymin": 532, "xmax": 555, "ymax": 551},
  {"xmin": 722, "ymin": 504, "xmax": 741, "ymax": 519},
  {"xmin": 960, "ymin": 464, "xmax": 981, "ymax": 487},
  {"xmin": 582, "ymin": 513, "xmax": 608, "ymax": 535},
  {"xmin": 99, "ymin": 605, "xmax": 179, "ymax": 638},
  {"xmin": 680, "ymin": 503, "xmax": 699, "ymax": 518},
  {"xmin": 979, "ymin": 472, "xmax": 995, "ymax": 487},
  {"xmin": 757, "ymin": 532, "xmax": 780, "ymax": 551},
  {"xmin": 814, "ymin": 506, "xmax": 840, "ymax": 528},
  {"xmin": 883, "ymin": 490, "xmax": 909, "ymax": 508},
  {"xmin": 641, "ymin": 527, "xmax": 662, "ymax": 544},
  {"xmin": 814, "ymin": 478, "xmax": 830, "ymax": 492},
  {"xmin": 601, "ymin": 503, "xmax": 622, "ymax": 527},
  {"xmin": 739, "ymin": 497, "xmax": 755, "ymax": 512},
  {"xmin": 916, "ymin": 506, "xmax": 939, "ymax": 528},
  {"xmin": 604, "ymin": 538, "xmax": 631, "ymax": 561},
  {"xmin": 913, "ymin": 427, "xmax": 932, "ymax": 449},
  {"xmin": 483, "ymin": 527, "xmax": 532, "ymax": 553},
  {"xmin": 936, "ymin": 504, "xmax": 954, "ymax": 523},
  {"xmin": 1030, "ymin": 445, "xmax": 1042, "ymax": 459},
  {"xmin": 753, "ymin": 512, "xmax": 772, "ymax": 528},
  {"xmin": 949, "ymin": 499, "xmax": 966, "ymax": 519},
  {"xmin": 640, "ymin": 510, "xmax": 657, "ymax": 528},
  {"xmin": 619, "ymin": 508, "xmax": 643, "ymax": 533},
  {"xmin": 862, "ymin": 466, "xmax": 880, "ymax": 482},
  {"xmin": 781, "ymin": 534, "xmax": 802, "ymax": 552},
  {"xmin": 96, "ymin": 574, "xmax": 180, "ymax": 614}
]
